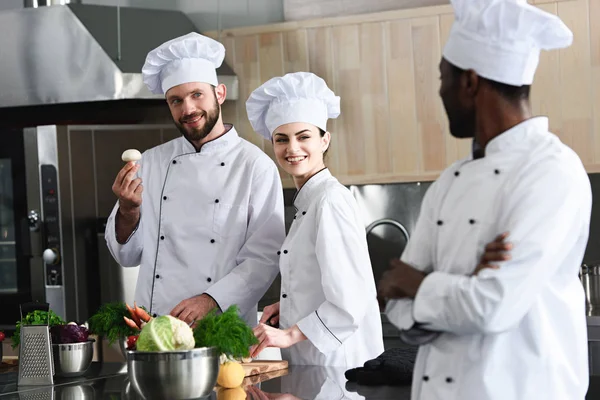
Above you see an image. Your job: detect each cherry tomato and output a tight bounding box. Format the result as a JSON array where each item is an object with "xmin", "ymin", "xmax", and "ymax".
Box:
[{"xmin": 127, "ymin": 335, "xmax": 138, "ymax": 349}]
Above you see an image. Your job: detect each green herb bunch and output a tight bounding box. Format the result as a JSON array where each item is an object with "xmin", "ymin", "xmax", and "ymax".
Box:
[
  {"xmin": 193, "ymin": 305, "xmax": 258, "ymax": 359},
  {"xmin": 88, "ymin": 302, "xmax": 143, "ymax": 345},
  {"xmin": 12, "ymin": 310, "xmax": 66, "ymax": 349}
]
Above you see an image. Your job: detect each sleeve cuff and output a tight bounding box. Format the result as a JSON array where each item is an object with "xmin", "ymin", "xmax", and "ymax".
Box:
[
  {"xmin": 386, "ymin": 299, "xmax": 441, "ymax": 345},
  {"xmin": 385, "ymin": 299, "xmax": 416, "ymax": 330},
  {"xmin": 296, "ymin": 311, "xmax": 342, "ymax": 355},
  {"xmin": 203, "ymin": 287, "xmax": 227, "ymax": 314},
  {"xmin": 114, "ymin": 210, "xmax": 141, "ymax": 245},
  {"xmin": 202, "ymin": 292, "xmax": 223, "ymax": 313},
  {"xmin": 413, "ymin": 271, "xmax": 462, "ymax": 327}
]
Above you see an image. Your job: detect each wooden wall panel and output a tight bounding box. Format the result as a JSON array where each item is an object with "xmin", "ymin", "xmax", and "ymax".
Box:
[
  {"xmin": 558, "ymin": 0, "xmax": 594, "ymax": 165},
  {"xmin": 283, "ymin": 30, "xmax": 309, "ymax": 73},
  {"xmin": 208, "ymin": 0, "xmax": 598, "ymax": 187},
  {"xmin": 332, "ymin": 25, "xmax": 362, "ymax": 176},
  {"xmin": 386, "ymin": 19, "xmax": 420, "ymax": 175},
  {"xmin": 234, "ymin": 35, "xmax": 263, "ymax": 151},
  {"xmin": 531, "ymin": 3, "xmax": 563, "ymax": 137},
  {"xmin": 412, "ymin": 17, "xmax": 446, "ymax": 172},
  {"xmin": 360, "ymin": 22, "xmax": 391, "ymax": 177}
]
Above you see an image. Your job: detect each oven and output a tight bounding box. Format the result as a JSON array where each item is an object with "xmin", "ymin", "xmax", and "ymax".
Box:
[
  {"xmin": 0, "ymin": 123, "xmax": 180, "ymax": 331},
  {"xmin": 0, "ymin": 126, "xmax": 65, "ymax": 329}
]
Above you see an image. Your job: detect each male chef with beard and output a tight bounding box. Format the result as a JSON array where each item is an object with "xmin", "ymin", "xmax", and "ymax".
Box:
[
  {"xmin": 378, "ymin": 0, "xmax": 592, "ymax": 399},
  {"xmin": 105, "ymin": 32, "xmax": 286, "ymax": 327}
]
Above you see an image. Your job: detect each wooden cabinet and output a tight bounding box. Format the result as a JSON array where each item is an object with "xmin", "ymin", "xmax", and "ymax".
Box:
[{"xmin": 207, "ymin": 0, "xmax": 600, "ymax": 188}]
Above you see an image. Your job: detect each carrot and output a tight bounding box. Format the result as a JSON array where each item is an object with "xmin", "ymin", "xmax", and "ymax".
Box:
[
  {"xmin": 135, "ymin": 302, "xmax": 152, "ymax": 323},
  {"xmin": 126, "ymin": 303, "xmax": 142, "ymax": 327},
  {"xmin": 123, "ymin": 316, "xmax": 139, "ymax": 330}
]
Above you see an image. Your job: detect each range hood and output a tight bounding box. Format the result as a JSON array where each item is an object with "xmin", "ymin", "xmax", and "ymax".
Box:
[{"xmin": 0, "ymin": 4, "xmax": 239, "ymax": 108}]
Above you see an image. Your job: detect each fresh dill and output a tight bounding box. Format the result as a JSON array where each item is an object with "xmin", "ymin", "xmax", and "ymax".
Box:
[{"xmin": 193, "ymin": 305, "xmax": 258, "ymax": 359}]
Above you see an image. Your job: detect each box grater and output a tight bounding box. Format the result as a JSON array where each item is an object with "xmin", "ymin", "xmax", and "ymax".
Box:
[
  {"xmin": 17, "ymin": 387, "xmax": 54, "ymax": 400},
  {"xmin": 17, "ymin": 302, "xmax": 54, "ymax": 386}
]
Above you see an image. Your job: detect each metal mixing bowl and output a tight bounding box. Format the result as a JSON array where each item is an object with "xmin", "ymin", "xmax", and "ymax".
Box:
[
  {"xmin": 127, "ymin": 347, "xmax": 219, "ymax": 400},
  {"xmin": 52, "ymin": 339, "xmax": 95, "ymax": 378}
]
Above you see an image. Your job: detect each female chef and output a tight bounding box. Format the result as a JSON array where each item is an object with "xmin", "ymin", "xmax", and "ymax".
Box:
[{"xmin": 245, "ymin": 72, "xmax": 384, "ymax": 368}]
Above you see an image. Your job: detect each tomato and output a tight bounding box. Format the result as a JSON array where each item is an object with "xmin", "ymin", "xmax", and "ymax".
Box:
[
  {"xmin": 126, "ymin": 335, "xmax": 138, "ymax": 349},
  {"xmin": 0, "ymin": 331, "xmax": 5, "ymax": 341}
]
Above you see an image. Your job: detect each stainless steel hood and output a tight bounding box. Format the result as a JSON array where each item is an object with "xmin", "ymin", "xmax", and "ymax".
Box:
[{"xmin": 0, "ymin": 4, "xmax": 239, "ymax": 108}]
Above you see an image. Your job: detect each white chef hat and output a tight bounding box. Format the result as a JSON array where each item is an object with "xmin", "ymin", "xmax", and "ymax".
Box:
[
  {"xmin": 443, "ymin": 0, "xmax": 573, "ymax": 86},
  {"xmin": 142, "ymin": 32, "xmax": 225, "ymax": 95},
  {"xmin": 246, "ymin": 72, "xmax": 340, "ymax": 140}
]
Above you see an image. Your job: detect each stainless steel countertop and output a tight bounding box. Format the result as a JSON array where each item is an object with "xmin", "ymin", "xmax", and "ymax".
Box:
[{"xmin": 0, "ymin": 362, "xmax": 598, "ymax": 399}]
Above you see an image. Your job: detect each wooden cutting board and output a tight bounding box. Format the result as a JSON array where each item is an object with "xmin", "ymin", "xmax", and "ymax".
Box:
[
  {"xmin": 242, "ymin": 368, "xmax": 289, "ymax": 386},
  {"xmin": 0, "ymin": 357, "xmax": 18, "ymax": 374},
  {"xmin": 241, "ymin": 360, "xmax": 288, "ymax": 377}
]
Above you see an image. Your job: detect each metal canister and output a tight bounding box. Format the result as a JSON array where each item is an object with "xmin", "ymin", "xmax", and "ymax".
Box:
[{"xmin": 581, "ymin": 264, "xmax": 600, "ymax": 316}]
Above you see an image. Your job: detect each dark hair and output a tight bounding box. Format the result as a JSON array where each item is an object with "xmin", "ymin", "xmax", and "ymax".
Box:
[
  {"xmin": 449, "ymin": 63, "xmax": 530, "ymax": 101},
  {"xmin": 318, "ymin": 128, "xmax": 329, "ymax": 158}
]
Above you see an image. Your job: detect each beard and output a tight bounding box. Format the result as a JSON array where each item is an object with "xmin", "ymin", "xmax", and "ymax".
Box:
[
  {"xmin": 446, "ymin": 106, "xmax": 476, "ymax": 139},
  {"xmin": 174, "ymin": 99, "xmax": 220, "ymax": 142}
]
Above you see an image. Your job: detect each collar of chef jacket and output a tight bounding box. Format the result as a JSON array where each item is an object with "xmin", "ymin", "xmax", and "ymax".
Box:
[
  {"xmin": 179, "ymin": 123, "xmax": 241, "ymax": 154},
  {"xmin": 293, "ymin": 168, "xmax": 332, "ymax": 211},
  {"xmin": 466, "ymin": 116, "xmax": 549, "ymax": 160}
]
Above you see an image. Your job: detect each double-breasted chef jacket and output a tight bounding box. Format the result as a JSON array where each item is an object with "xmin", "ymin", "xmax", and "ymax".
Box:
[
  {"xmin": 278, "ymin": 168, "xmax": 384, "ymax": 368},
  {"xmin": 386, "ymin": 117, "xmax": 592, "ymax": 400},
  {"xmin": 106, "ymin": 125, "xmax": 286, "ymax": 326}
]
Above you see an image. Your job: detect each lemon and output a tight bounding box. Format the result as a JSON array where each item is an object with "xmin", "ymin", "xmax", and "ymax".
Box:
[
  {"xmin": 217, "ymin": 361, "xmax": 245, "ymax": 388},
  {"xmin": 216, "ymin": 386, "xmax": 246, "ymax": 400}
]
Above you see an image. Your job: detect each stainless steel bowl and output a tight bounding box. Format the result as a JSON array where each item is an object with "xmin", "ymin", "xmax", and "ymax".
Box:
[
  {"xmin": 119, "ymin": 337, "xmax": 130, "ymax": 360},
  {"xmin": 52, "ymin": 339, "xmax": 95, "ymax": 378},
  {"xmin": 127, "ymin": 347, "xmax": 219, "ymax": 400}
]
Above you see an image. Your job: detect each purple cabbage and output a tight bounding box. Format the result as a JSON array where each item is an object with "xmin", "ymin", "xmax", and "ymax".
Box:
[{"xmin": 51, "ymin": 324, "xmax": 90, "ymax": 344}]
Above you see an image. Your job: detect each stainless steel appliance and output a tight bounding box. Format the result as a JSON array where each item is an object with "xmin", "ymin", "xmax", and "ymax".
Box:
[
  {"xmin": 352, "ymin": 182, "xmax": 431, "ymax": 349},
  {"xmin": 582, "ymin": 264, "xmax": 600, "ymax": 316},
  {"xmin": 0, "ymin": 126, "xmax": 66, "ymax": 329},
  {"xmin": 0, "ymin": 2, "xmax": 238, "ymax": 108},
  {"xmin": 0, "ymin": 124, "xmax": 180, "ymax": 332},
  {"xmin": 582, "ymin": 263, "xmax": 600, "ymax": 375}
]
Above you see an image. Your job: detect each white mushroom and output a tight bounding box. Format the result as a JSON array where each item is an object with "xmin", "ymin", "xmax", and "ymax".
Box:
[{"xmin": 121, "ymin": 149, "xmax": 142, "ymax": 163}]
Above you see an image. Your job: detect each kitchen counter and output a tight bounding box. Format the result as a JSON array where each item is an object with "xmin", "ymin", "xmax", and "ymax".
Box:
[{"xmin": 0, "ymin": 362, "xmax": 598, "ymax": 399}]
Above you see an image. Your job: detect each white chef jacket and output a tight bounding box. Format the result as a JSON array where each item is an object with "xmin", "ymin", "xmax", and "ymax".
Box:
[
  {"xmin": 386, "ymin": 117, "xmax": 591, "ymax": 400},
  {"xmin": 105, "ymin": 125, "xmax": 286, "ymax": 326},
  {"xmin": 278, "ymin": 169, "xmax": 384, "ymax": 368}
]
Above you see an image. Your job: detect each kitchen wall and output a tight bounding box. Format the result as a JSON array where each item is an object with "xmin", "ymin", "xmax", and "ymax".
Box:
[
  {"xmin": 0, "ymin": 0, "xmax": 22, "ymax": 11},
  {"xmin": 82, "ymin": 0, "xmax": 284, "ymax": 31},
  {"xmin": 206, "ymin": 0, "xmax": 600, "ymax": 189},
  {"xmin": 0, "ymin": 0, "xmax": 285, "ymax": 31}
]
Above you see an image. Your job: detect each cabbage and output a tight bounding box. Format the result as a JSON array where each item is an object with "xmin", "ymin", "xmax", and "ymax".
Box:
[
  {"xmin": 51, "ymin": 323, "xmax": 89, "ymax": 344},
  {"xmin": 136, "ymin": 315, "xmax": 195, "ymax": 351}
]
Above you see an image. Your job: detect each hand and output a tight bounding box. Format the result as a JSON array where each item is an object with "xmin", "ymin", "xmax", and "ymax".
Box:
[
  {"xmin": 377, "ymin": 259, "xmax": 426, "ymax": 310},
  {"xmin": 473, "ymin": 232, "xmax": 512, "ymax": 276},
  {"xmin": 170, "ymin": 294, "xmax": 218, "ymax": 326},
  {"xmin": 112, "ymin": 162, "xmax": 143, "ymax": 214},
  {"xmin": 249, "ymin": 324, "xmax": 306, "ymax": 358},
  {"xmin": 259, "ymin": 302, "xmax": 280, "ymax": 327}
]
